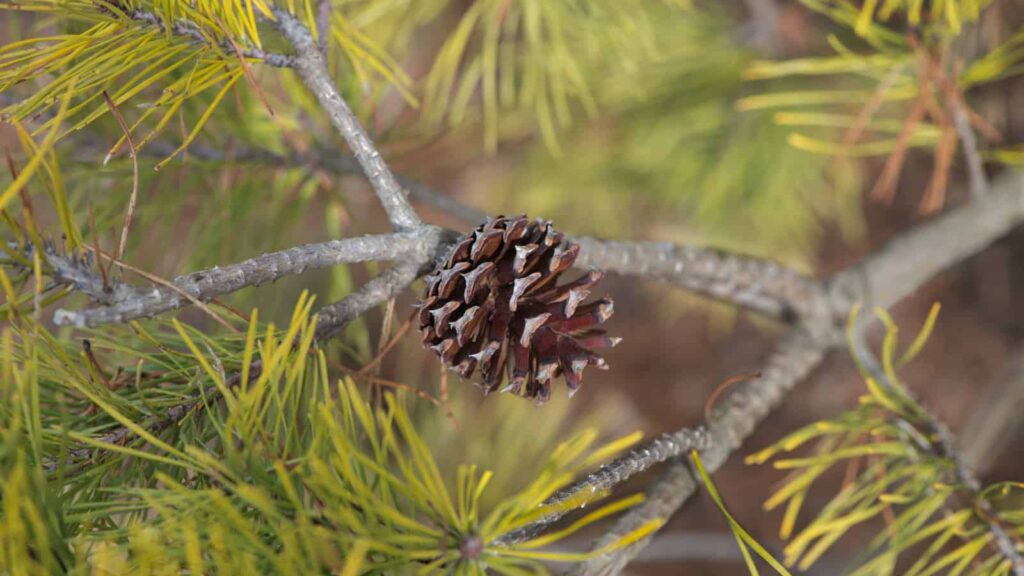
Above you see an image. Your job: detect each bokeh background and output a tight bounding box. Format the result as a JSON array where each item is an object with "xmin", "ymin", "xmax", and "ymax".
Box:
[{"xmin": 3, "ymin": 0, "xmax": 1024, "ymax": 573}]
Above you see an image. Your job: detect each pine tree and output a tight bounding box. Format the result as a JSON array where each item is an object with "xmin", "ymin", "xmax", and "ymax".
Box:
[{"xmin": 1, "ymin": 1, "xmax": 1023, "ymax": 574}]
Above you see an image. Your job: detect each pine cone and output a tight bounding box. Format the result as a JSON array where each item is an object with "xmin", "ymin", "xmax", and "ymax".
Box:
[{"xmin": 417, "ymin": 215, "xmax": 619, "ymax": 404}]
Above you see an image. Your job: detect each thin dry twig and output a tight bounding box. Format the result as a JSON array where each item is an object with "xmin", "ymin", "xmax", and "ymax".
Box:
[
  {"xmin": 703, "ymin": 372, "xmax": 761, "ymax": 421},
  {"xmin": 870, "ymin": 93, "xmax": 927, "ymax": 204},
  {"xmin": 86, "ymin": 204, "xmax": 111, "ymax": 292},
  {"xmin": 334, "ymin": 358, "xmax": 442, "ymax": 408},
  {"xmin": 101, "ymin": 92, "xmax": 139, "ymax": 266},
  {"xmin": 211, "ymin": 14, "xmax": 275, "ymax": 117},
  {"xmin": 438, "ymin": 363, "xmax": 459, "ymax": 430},
  {"xmin": 354, "ymin": 315, "xmax": 413, "ymax": 377},
  {"xmin": 81, "ymin": 339, "xmax": 112, "ymax": 389},
  {"xmin": 86, "ymin": 246, "xmax": 239, "ymax": 333}
]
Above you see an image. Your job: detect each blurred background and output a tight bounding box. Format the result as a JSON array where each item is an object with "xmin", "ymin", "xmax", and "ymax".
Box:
[{"xmin": 3, "ymin": 0, "xmax": 1024, "ymax": 573}]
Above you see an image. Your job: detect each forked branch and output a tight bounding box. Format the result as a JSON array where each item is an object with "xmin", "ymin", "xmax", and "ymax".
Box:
[{"xmin": 565, "ymin": 170, "xmax": 1024, "ymax": 572}]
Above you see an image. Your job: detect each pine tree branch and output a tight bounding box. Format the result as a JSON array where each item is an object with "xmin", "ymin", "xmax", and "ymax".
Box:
[
  {"xmin": 836, "ymin": 171, "xmax": 1024, "ymax": 312},
  {"xmin": 573, "ymin": 237, "xmax": 824, "ymax": 322},
  {"xmin": 274, "ymin": 9, "xmax": 422, "ymax": 231},
  {"xmin": 59, "ymin": 125, "xmax": 824, "ymax": 324},
  {"xmin": 850, "ymin": 323, "xmax": 1024, "ymax": 575},
  {"xmin": 45, "ymin": 236, "xmax": 448, "ymax": 474},
  {"xmin": 312, "ymin": 225, "xmax": 457, "ymax": 340},
  {"xmin": 314, "ymin": 262, "xmax": 421, "ymax": 341},
  {"xmin": 109, "ymin": 2, "xmax": 294, "ymax": 67},
  {"xmin": 558, "ymin": 170, "xmax": 1024, "ymax": 572},
  {"xmin": 51, "ymin": 231, "xmax": 433, "ymax": 328},
  {"xmin": 495, "ymin": 427, "xmax": 712, "ymax": 546},
  {"xmin": 562, "ymin": 329, "xmax": 829, "ymax": 574},
  {"xmin": 571, "ymin": 461, "xmax": 697, "ymax": 576},
  {"xmin": 66, "ymin": 129, "xmax": 824, "ymax": 324},
  {"xmin": 8, "ymin": 241, "xmax": 140, "ymax": 306}
]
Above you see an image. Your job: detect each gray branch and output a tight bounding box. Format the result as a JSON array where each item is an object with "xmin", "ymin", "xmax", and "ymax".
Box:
[
  {"xmin": 314, "ymin": 226, "xmax": 458, "ymax": 340},
  {"xmin": 835, "ymin": 171, "xmax": 1024, "ymax": 313},
  {"xmin": 275, "ymin": 10, "xmax": 422, "ymax": 231},
  {"xmin": 496, "ymin": 427, "xmax": 712, "ymax": 546},
  {"xmin": 24, "ymin": 17, "xmax": 1024, "ymax": 565},
  {"xmin": 52, "ymin": 231, "xmax": 430, "ymax": 327},
  {"xmin": 65, "ymin": 126, "xmax": 488, "ymax": 225},
  {"xmin": 315, "ymin": 264, "xmax": 422, "ymax": 340},
  {"xmin": 573, "ymin": 237, "xmax": 825, "ymax": 322},
  {"xmin": 45, "ymin": 230, "xmax": 447, "ymax": 473},
  {"xmin": 70, "ymin": 131, "xmax": 822, "ymax": 324},
  {"xmin": 571, "ymin": 461, "xmax": 697, "ymax": 576},
  {"xmin": 558, "ymin": 170, "xmax": 1024, "ymax": 572},
  {"xmin": 568, "ymin": 329, "xmax": 829, "ymax": 574},
  {"xmin": 10, "ymin": 242, "xmax": 143, "ymax": 306}
]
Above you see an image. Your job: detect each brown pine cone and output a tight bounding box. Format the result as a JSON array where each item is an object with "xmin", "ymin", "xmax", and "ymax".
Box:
[{"xmin": 417, "ymin": 215, "xmax": 619, "ymax": 404}]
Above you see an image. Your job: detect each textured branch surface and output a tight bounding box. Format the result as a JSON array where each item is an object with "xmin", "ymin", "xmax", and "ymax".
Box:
[
  {"xmin": 496, "ymin": 427, "xmax": 711, "ymax": 546},
  {"xmin": 834, "ymin": 171, "xmax": 1024, "ymax": 313},
  {"xmin": 314, "ymin": 224, "xmax": 457, "ymax": 340},
  {"xmin": 16, "ymin": 242, "xmax": 143, "ymax": 306},
  {"xmin": 275, "ymin": 10, "xmax": 422, "ymax": 231},
  {"xmin": 567, "ymin": 170, "xmax": 1024, "ymax": 572},
  {"xmin": 53, "ymin": 232, "xmax": 428, "ymax": 327},
  {"xmin": 570, "ymin": 461, "xmax": 697, "ymax": 576},
  {"xmin": 570, "ymin": 329, "xmax": 828, "ymax": 574},
  {"xmin": 572, "ymin": 237, "xmax": 825, "ymax": 322},
  {"xmin": 23, "ymin": 25, "xmax": 1024, "ymax": 567},
  {"xmin": 315, "ymin": 263, "xmax": 422, "ymax": 341}
]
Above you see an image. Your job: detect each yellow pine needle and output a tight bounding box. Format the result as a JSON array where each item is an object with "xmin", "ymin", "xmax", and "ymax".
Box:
[
  {"xmin": 693, "ymin": 450, "xmax": 792, "ymax": 575},
  {"xmin": 0, "ymin": 90, "xmax": 71, "ymax": 212},
  {"xmin": 515, "ymin": 492, "xmax": 646, "ymax": 550}
]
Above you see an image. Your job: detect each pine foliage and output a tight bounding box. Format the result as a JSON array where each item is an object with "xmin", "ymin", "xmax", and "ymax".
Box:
[
  {"xmin": 0, "ymin": 287, "xmax": 656, "ymax": 574},
  {"xmin": 2, "ymin": 1, "xmax": 1024, "ymax": 574},
  {"xmin": 748, "ymin": 305, "xmax": 1024, "ymax": 575}
]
